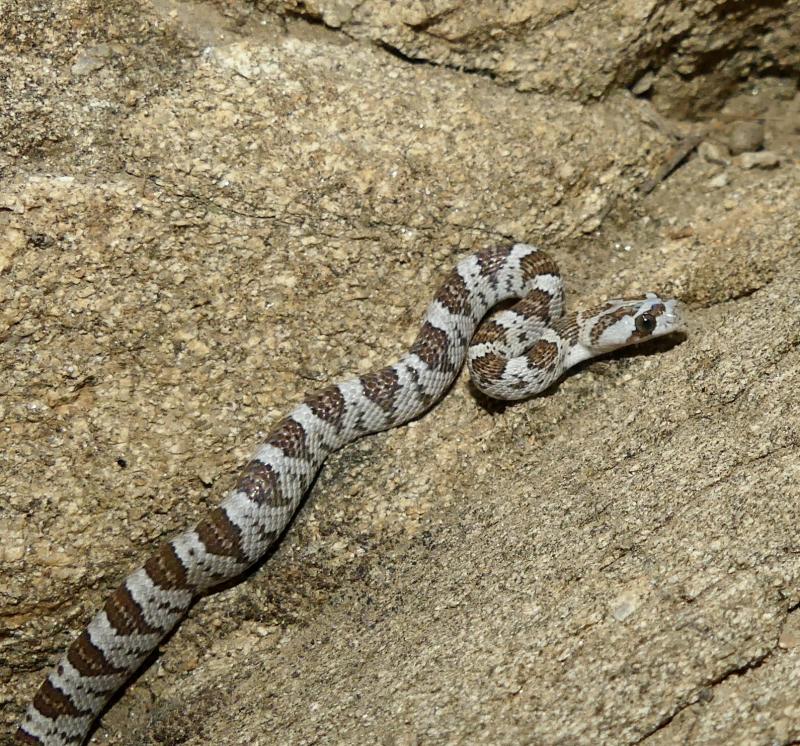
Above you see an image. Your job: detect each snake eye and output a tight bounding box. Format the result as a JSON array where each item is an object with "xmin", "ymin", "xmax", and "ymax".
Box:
[{"xmin": 635, "ymin": 312, "xmax": 657, "ymax": 334}]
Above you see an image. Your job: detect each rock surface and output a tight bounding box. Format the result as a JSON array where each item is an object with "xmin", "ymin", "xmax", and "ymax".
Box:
[{"xmin": 2, "ymin": 1, "xmax": 799, "ymax": 744}]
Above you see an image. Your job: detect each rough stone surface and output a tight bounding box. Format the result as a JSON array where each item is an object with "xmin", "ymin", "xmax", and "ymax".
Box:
[
  {"xmin": 261, "ymin": 0, "xmax": 800, "ymax": 112},
  {"xmin": 727, "ymin": 120, "xmax": 765, "ymax": 155},
  {"xmin": 739, "ymin": 150, "xmax": 780, "ymax": 170},
  {"xmin": 2, "ymin": 1, "xmax": 799, "ymax": 744}
]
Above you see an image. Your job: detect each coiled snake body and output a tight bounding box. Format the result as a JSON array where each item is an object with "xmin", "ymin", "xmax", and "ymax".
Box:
[{"xmin": 18, "ymin": 244, "xmax": 685, "ymax": 745}]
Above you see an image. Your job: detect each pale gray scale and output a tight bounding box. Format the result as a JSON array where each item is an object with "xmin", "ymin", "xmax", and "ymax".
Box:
[
  {"xmin": 454, "ymin": 252, "xmax": 486, "ymax": 286},
  {"xmin": 502, "ymin": 358, "xmax": 549, "ymax": 391},
  {"xmin": 393, "ymin": 356, "xmax": 433, "ymax": 417},
  {"xmin": 38, "ymin": 675, "xmax": 106, "ymax": 724},
  {"xmin": 530, "ymin": 271, "xmax": 562, "ymax": 296},
  {"xmin": 337, "ymin": 377, "xmax": 393, "ymax": 436},
  {"xmin": 220, "ymin": 491, "xmax": 293, "ymax": 560},
  {"xmin": 82, "ymin": 613, "xmax": 162, "ymax": 673},
  {"xmin": 510, "ymin": 319, "xmax": 550, "ymax": 353},
  {"xmin": 529, "ymin": 326, "xmax": 565, "ymax": 354},
  {"xmin": 480, "ymin": 310, "xmax": 548, "ymax": 356},
  {"xmin": 505, "ymin": 332, "xmax": 567, "ymax": 387},
  {"xmin": 414, "ymin": 313, "xmax": 464, "ymax": 373},
  {"xmin": 21, "ymin": 711, "xmax": 90, "ymax": 746},
  {"xmin": 482, "ymin": 370, "xmax": 544, "ymax": 401},
  {"xmin": 169, "ymin": 531, "xmax": 248, "ymax": 593},
  {"xmin": 125, "ymin": 568, "xmax": 193, "ymax": 628},
  {"xmin": 389, "ymin": 361, "xmax": 430, "ymax": 423},
  {"xmin": 466, "ymin": 341, "xmax": 497, "ymax": 362},
  {"xmin": 451, "ymin": 322, "xmax": 475, "ymax": 357},
  {"xmin": 272, "ymin": 469, "xmax": 313, "ymax": 508},
  {"xmin": 49, "ymin": 657, "xmax": 127, "ymax": 703},
  {"xmin": 52, "ymin": 718, "xmax": 91, "ymax": 746},
  {"xmin": 466, "ymin": 246, "xmax": 534, "ymax": 313},
  {"xmin": 18, "ymin": 713, "xmax": 65, "ymax": 746},
  {"xmin": 403, "ymin": 354, "xmax": 451, "ymax": 399},
  {"xmin": 279, "ymin": 405, "xmax": 331, "ymax": 461},
  {"xmin": 290, "ymin": 402, "xmax": 344, "ymax": 452},
  {"xmin": 512, "ymin": 242, "xmax": 539, "ymax": 257},
  {"xmin": 540, "ymin": 280, "xmax": 566, "ymax": 319},
  {"xmin": 423, "ymin": 370, "xmax": 456, "ymax": 401},
  {"xmin": 251, "ymin": 442, "xmax": 286, "ymax": 469},
  {"xmin": 452, "ymin": 264, "xmax": 483, "ymax": 323},
  {"xmin": 498, "ymin": 252, "xmax": 524, "ymax": 297},
  {"xmin": 562, "ymin": 338, "xmax": 592, "ymax": 369},
  {"xmin": 252, "ymin": 443, "xmax": 318, "ymax": 505},
  {"xmin": 470, "ymin": 277, "xmax": 496, "ymax": 312},
  {"xmin": 392, "ymin": 387, "xmax": 422, "ymax": 426},
  {"xmin": 448, "ymin": 317, "xmax": 476, "ymax": 367},
  {"xmin": 263, "ymin": 468, "xmax": 307, "ymax": 516},
  {"xmin": 508, "ymin": 242, "xmax": 535, "ymax": 259},
  {"xmin": 487, "ymin": 309, "xmax": 529, "ymax": 330},
  {"xmin": 454, "ymin": 253, "xmax": 494, "ymax": 312},
  {"xmin": 501, "ymin": 244, "xmax": 540, "ymax": 294},
  {"xmin": 427, "ymin": 304, "xmax": 472, "ymax": 362},
  {"xmin": 422, "ymin": 299, "xmax": 462, "ymax": 337}
]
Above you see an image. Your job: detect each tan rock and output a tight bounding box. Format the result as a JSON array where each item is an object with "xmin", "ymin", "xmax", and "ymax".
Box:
[{"xmin": 3, "ymin": 2, "xmax": 799, "ymax": 745}]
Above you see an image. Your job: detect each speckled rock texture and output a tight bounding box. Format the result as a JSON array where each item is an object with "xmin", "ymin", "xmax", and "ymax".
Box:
[
  {"xmin": 2, "ymin": 1, "xmax": 799, "ymax": 744},
  {"xmin": 263, "ymin": 0, "xmax": 800, "ymax": 112}
]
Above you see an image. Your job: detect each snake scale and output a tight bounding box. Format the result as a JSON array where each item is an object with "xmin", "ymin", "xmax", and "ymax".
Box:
[{"xmin": 17, "ymin": 243, "xmax": 685, "ymax": 744}]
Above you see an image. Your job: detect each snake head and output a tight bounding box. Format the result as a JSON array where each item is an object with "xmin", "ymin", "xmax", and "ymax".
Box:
[{"xmin": 580, "ymin": 294, "xmax": 687, "ymax": 354}]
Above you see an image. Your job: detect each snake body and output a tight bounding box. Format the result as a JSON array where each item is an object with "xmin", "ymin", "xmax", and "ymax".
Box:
[{"xmin": 18, "ymin": 244, "xmax": 684, "ymax": 745}]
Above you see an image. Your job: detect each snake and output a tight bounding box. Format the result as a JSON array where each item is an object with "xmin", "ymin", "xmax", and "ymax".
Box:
[{"xmin": 17, "ymin": 243, "xmax": 685, "ymax": 745}]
